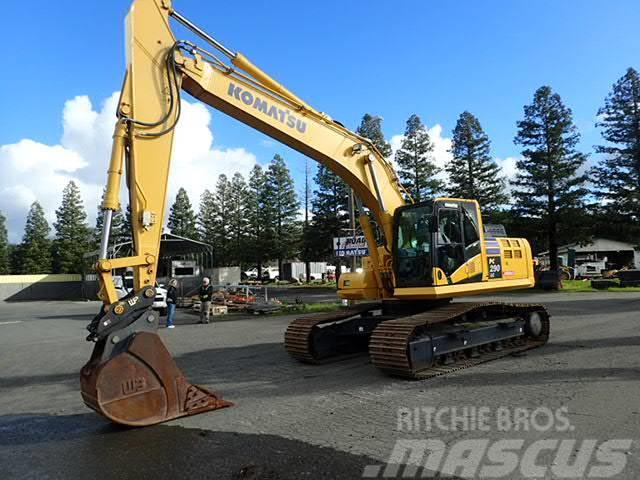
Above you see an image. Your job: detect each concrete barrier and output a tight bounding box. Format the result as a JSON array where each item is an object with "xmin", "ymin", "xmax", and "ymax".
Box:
[{"xmin": 0, "ymin": 274, "xmax": 84, "ymax": 301}]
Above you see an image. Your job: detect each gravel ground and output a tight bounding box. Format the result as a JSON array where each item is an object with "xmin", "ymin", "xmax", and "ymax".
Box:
[{"xmin": 0, "ymin": 291, "xmax": 638, "ymax": 479}]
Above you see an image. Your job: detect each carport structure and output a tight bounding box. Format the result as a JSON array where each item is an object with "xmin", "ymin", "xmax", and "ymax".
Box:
[{"xmin": 82, "ymin": 233, "xmax": 213, "ymax": 298}]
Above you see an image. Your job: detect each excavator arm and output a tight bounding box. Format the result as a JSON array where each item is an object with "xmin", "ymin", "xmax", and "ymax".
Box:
[
  {"xmin": 95, "ymin": 0, "xmax": 407, "ymax": 306},
  {"xmin": 82, "ymin": 0, "xmax": 407, "ymax": 426}
]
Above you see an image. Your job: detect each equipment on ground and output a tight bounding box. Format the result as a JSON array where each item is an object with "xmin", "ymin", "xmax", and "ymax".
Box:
[{"xmin": 82, "ymin": 0, "xmax": 550, "ymax": 427}]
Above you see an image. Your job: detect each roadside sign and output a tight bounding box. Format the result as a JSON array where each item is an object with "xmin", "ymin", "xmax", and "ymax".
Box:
[
  {"xmin": 333, "ymin": 236, "xmax": 369, "ymax": 257},
  {"xmin": 483, "ymin": 224, "xmax": 507, "ymax": 237}
]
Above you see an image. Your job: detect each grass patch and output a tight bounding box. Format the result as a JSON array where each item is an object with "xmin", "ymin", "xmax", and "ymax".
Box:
[
  {"xmin": 297, "ymin": 301, "xmax": 343, "ymax": 313},
  {"xmin": 261, "ymin": 301, "xmax": 342, "ymax": 316},
  {"xmin": 559, "ymin": 279, "xmax": 640, "ymax": 293}
]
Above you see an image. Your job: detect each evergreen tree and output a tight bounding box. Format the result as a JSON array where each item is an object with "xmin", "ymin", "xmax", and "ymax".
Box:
[
  {"xmin": 245, "ymin": 165, "xmax": 270, "ymax": 277},
  {"xmin": 591, "ymin": 67, "xmax": 640, "ymax": 242},
  {"xmin": 18, "ymin": 201, "xmax": 52, "ymax": 274},
  {"xmin": 356, "ymin": 113, "xmax": 392, "ymax": 158},
  {"xmin": 0, "ymin": 211, "xmax": 8, "ymax": 274},
  {"xmin": 447, "ymin": 111, "xmax": 508, "ymax": 214},
  {"xmin": 167, "ymin": 187, "xmax": 197, "ymax": 239},
  {"xmin": 395, "ymin": 114, "xmax": 443, "ymax": 202},
  {"xmin": 8, "ymin": 244, "xmax": 20, "ymax": 275},
  {"xmin": 93, "ymin": 191, "xmax": 128, "ymax": 251},
  {"xmin": 228, "ymin": 173, "xmax": 249, "ymax": 266},
  {"xmin": 309, "ymin": 164, "xmax": 350, "ymax": 261},
  {"xmin": 512, "ymin": 86, "xmax": 588, "ymax": 273},
  {"xmin": 52, "ymin": 181, "xmax": 90, "ymax": 273},
  {"xmin": 212, "ymin": 174, "xmax": 232, "ymax": 265},
  {"xmin": 123, "ymin": 204, "xmax": 132, "ymax": 242},
  {"xmin": 197, "ymin": 189, "xmax": 217, "ymax": 266},
  {"xmin": 265, "ymin": 154, "xmax": 300, "ymax": 275}
]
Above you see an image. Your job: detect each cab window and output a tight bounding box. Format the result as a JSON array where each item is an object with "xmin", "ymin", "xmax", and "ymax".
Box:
[
  {"xmin": 395, "ymin": 205, "xmax": 432, "ymax": 287},
  {"xmin": 462, "ymin": 208, "xmax": 481, "ymax": 259},
  {"xmin": 437, "ymin": 208, "xmax": 465, "ymax": 275}
]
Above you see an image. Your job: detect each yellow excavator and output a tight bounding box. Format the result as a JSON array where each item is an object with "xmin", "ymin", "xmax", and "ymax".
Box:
[{"xmin": 81, "ymin": 0, "xmax": 550, "ymax": 427}]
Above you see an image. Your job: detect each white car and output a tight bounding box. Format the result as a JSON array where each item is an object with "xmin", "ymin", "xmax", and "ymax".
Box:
[
  {"xmin": 113, "ymin": 276, "xmax": 168, "ymax": 316},
  {"xmin": 243, "ymin": 267, "xmax": 279, "ymax": 281},
  {"xmin": 153, "ymin": 285, "xmax": 168, "ymax": 316}
]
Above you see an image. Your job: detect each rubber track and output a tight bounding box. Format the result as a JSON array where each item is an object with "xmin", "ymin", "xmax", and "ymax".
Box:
[
  {"xmin": 284, "ymin": 303, "xmax": 381, "ymax": 363},
  {"xmin": 369, "ymin": 302, "xmax": 550, "ymax": 379}
]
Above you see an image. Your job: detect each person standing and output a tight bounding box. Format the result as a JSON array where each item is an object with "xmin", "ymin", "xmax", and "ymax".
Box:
[
  {"xmin": 199, "ymin": 277, "xmax": 213, "ymax": 324},
  {"xmin": 166, "ymin": 279, "xmax": 178, "ymax": 329}
]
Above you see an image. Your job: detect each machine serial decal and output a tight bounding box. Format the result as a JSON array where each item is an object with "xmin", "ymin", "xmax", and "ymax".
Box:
[{"xmin": 227, "ymin": 83, "xmax": 307, "ymax": 133}]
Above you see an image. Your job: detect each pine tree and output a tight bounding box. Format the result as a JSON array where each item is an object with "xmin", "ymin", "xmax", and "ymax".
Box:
[
  {"xmin": 265, "ymin": 154, "xmax": 300, "ymax": 275},
  {"xmin": 447, "ymin": 111, "xmax": 508, "ymax": 214},
  {"xmin": 228, "ymin": 173, "xmax": 249, "ymax": 266},
  {"xmin": 123, "ymin": 204, "xmax": 132, "ymax": 242},
  {"xmin": 212, "ymin": 174, "xmax": 232, "ymax": 265},
  {"xmin": 0, "ymin": 211, "xmax": 8, "ymax": 274},
  {"xmin": 197, "ymin": 189, "xmax": 217, "ymax": 266},
  {"xmin": 245, "ymin": 165, "xmax": 270, "ymax": 277},
  {"xmin": 591, "ymin": 67, "xmax": 640, "ymax": 242},
  {"xmin": 309, "ymin": 164, "xmax": 350, "ymax": 261},
  {"xmin": 18, "ymin": 201, "xmax": 52, "ymax": 274},
  {"xmin": 512, "ymin": 86, "xmax": 588, "ymax": 273},
  {"xmin": 52, "ymin": 181, "xmax": 90, "ymax": 273},
  {"xmin": 93, "ymin": 191, "xmax": 128, "ymax": 251},
  {"xmin": 395, "ymin": 114, "xmax": 443, "ymax": 202},
  {"xmin": 167, "ymin": 187, "xmax": 197, "ymax": 239},
  {"xmin": 356, "ymin": 113, "xmax": 392, "ymax": 158}
]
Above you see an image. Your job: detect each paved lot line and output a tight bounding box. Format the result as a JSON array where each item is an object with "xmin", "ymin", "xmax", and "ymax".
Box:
[{"xmin": 0, "ymin": 321, "xmax": 22, "ymax": 325}]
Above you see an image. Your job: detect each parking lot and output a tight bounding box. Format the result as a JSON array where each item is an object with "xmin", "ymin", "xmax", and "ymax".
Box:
[{"xmin": 1, "ymin": 291, "xmax": 639, "ymax": 479}]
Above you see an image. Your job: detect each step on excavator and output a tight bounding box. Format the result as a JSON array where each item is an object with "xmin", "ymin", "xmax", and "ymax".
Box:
[{"xmin": 81, "ymin": 0, "xmax": 550, "ymax": 426}]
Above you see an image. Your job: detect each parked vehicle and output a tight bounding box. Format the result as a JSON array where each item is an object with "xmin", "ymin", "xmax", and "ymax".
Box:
[
  {"xmin": 243, "ymin": 266, "xmax": 279, "ymax": 282},
  {"xmin": 113, "ymin": 274, "xmax": 168, "ymax": 316}
]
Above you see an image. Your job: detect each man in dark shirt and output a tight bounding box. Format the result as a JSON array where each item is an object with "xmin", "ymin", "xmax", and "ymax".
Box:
[
  {"xmin": 166, "ymin": 278, "xmax": 178, "ymax": 329},
  {"xmin": 199, "ymin": 277, "xmax": 213, "ymax": 324}
]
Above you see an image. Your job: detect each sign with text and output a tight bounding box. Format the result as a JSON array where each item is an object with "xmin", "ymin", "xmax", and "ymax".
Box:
[
  {"xmin": 333, "ymin": 236, "xmax": 369, "ymax": 257},
  {"xmin": 483, "ymin": 224, "xmax": 507, "ymax": 238}
]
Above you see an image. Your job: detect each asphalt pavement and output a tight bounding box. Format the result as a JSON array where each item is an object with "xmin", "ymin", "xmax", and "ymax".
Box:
[{"xmin": 0, "ymin": 291, "xmax": 639, "ymax": 479}]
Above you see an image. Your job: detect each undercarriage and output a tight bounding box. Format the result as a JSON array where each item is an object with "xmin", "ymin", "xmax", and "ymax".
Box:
[{"xmin": 285, "ymin": 300, "xmax": 550, "ymax": 378}]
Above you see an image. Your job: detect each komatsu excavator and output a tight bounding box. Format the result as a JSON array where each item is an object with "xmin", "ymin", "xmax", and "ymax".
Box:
[{"xmin": 81, "ymin": 0, "xmax": 550, "ymax": 427}]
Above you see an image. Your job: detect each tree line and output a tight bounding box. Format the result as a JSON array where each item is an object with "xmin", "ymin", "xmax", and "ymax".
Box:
[{"xmin": 1, "ymin": 67, "xmax": 638, "ymax": 275}]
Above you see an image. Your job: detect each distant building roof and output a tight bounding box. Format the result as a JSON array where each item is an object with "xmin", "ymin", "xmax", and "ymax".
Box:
[
  {"xmin": 84, "ymin": 232, "xmax": 212, "ymax": 260},
  {"xmin": 538, "ymin": 237, "xmax": 638, "ymax": 257}
]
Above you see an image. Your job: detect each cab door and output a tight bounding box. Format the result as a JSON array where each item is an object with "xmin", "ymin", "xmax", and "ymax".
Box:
[
  {"xmin": 393, "ymin": 203, "xmax": 434, "ymax": 287},
  {"xmin": 434, "ymin": 200, "xmax": 483, "ymax": 284}
]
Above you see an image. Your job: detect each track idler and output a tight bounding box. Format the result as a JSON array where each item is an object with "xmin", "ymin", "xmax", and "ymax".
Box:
[{"xmin": 80, "ymin": 288, "xmax": 231, "ymax": 426}]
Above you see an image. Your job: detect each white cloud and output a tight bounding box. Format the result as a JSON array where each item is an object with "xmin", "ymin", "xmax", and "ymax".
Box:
[
  {"xmin": 390, "ymin": 123, "xmax": 453, "ymax": 183},
  {"xmin": 0, "ymin": 93, "xmax": 258, "ymax": 243},
  {"xmin": 495, "ymin": 156, "xmax": 519, "ymax": 182}
]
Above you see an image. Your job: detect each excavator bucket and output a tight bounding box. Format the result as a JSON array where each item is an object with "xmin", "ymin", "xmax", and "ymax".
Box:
[{"xmin": 80, "ymin": 290, "xmax": 231, "ymax": 426}]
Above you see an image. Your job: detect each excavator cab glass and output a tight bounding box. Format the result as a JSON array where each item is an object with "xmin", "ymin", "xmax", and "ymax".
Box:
[
  {"xmin": 435, "ymin": 200, "xmax": 482, "ymax": 278},
  {"xmin": 394, "ymin": 202, "xmax": 434, "ymax": 287}
]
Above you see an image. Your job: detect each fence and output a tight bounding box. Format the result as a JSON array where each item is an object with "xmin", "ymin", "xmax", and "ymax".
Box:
[{"xmin": 0, "ymin": 274, "xmax": 84, "ymax": 301}]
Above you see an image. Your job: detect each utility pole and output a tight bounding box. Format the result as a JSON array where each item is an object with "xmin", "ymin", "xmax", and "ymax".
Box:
[
  {"xmin": 348, "ymin": 188, "xmax": 357, "ymax": 273},
  {"xmin": 304, "ymin": 160, "xmax": 311, "ymax": 283}
]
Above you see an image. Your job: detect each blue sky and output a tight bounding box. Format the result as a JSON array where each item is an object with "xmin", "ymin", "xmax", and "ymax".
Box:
[{"xmin": 1, "ymin": 0, "xmax": 639, "ymax": 240}]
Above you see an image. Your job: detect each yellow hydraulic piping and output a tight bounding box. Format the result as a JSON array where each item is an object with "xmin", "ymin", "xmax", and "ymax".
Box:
[{"xmin": 102, "ymin": 120, "xmax": 127, "ymax": 211}]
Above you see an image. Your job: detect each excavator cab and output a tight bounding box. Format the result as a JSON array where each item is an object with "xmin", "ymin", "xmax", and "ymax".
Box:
[{"xmin": 393, "ymin": 199, "xmax": 483, "ymax": 288}]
